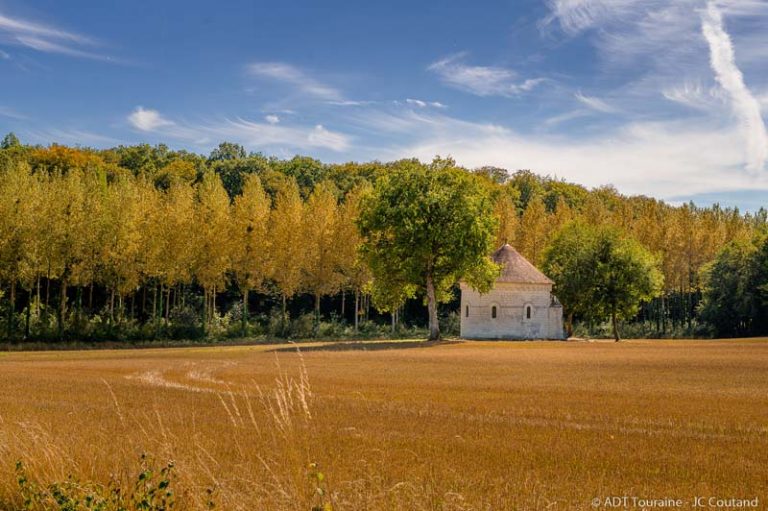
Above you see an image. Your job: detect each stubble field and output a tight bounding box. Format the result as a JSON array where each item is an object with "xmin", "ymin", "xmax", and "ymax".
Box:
[{"xmin": 0, "ymin": 339, "xmax": 766, "ymax": 510}]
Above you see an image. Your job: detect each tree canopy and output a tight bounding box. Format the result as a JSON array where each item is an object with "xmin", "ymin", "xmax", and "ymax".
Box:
[
  {"xmin": 545, "ymin": 223, "xmax": 663, "ymax": 340},
  {"xmin": 358, "ymin": 158, "xmax": 499, "ymax": 340}
]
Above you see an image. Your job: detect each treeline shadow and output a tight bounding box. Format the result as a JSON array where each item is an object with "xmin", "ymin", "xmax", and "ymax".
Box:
[{"xmin": 270, "ymin": 339, "xmax": 462, "ymax": 353}]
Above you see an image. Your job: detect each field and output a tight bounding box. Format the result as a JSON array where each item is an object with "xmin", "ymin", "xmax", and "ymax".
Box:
[{"xmin": 0, "ymin": 339, "xmax": 766, "ymax": 510}]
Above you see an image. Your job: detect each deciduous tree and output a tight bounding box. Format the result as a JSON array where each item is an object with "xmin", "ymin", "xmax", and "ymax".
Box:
[{"xmin": 358, "ymin": 158, "xmax": 499, "ymax": 340}]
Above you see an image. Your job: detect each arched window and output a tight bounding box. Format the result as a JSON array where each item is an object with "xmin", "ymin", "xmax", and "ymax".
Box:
[
  {"xmin": 526, "ymin": 305, "xmax": 532, "ymax": 319},
  {"xmin": 465, "ymin": 305, "xmax": 469, "ymax": 317},
  {"xmin": 491, "ymin": 306, "xmax": 497, "ymax": 319}
]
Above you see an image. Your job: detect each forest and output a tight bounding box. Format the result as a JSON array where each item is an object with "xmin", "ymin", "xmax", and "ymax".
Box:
[{"xmin": 0, "ymin": 131, "xmax": 767, "ymax": 342}]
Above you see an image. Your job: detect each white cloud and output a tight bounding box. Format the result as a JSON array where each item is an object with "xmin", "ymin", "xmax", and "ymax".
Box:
[
  {"xmin": 701, "ymin": 1, "xmax": 768, "ymax": 172},
  {"xmin": 428, "ymin": 53, "xmax": 546, "ymax": 97},
  {"xmin": 308, "ymin": 124, "xmax": 349, "ymax": 151},
  {"xmin": 265, "ymin": 114, "xmax": 280, "ymax": 124},
  {"xmin": 367, "ymin": 108, "xmax": 765, "ymax": 198},
  {"xmin": 128, "ymin": 107, "xmax": 174, "ymax": 132},
  {"xmin": 662, "ymin": 81, "xmax": 724, "ymax": 110},
  {"xmin": 542, "ymin": 109, "xmax": 591, "ymax": 127},
  {"xmin": 125, "ymin": 107, "xmax": 351, "ymax": 152},
  {"xmin": 540, "ymin": 0, "xmax": 768, "ymax": 176},
  {"xmin": 326, "ymin": 100, "xmax": 374, "ymax": 107},
  {"xmin": 247, "ymin": 62, "xmax": 342, "ymax": 100},
  {"xmin": 574, "ymin": 91, "xmax": 617, "ymax": 113},
  {"xmin": 0, "ymin": 12, "xmax": 113, "ymax": 61},
  {"xmin": 541, "ymin": 0, "xmax": 640, "ymax": 35},
  {"xmin": 406, "ymin": 98, "xmax": 447, "ymax": 109}
]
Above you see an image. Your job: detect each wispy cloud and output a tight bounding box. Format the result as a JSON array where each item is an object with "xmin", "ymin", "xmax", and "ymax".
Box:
[
  {"xmin": 0, "ymin": 49, "xmax": 9, "ymax": 59},
  {"xmin": 26, "ymin": 128, "xmax": 123, "ymax": 147},
  {"xmin": 700, "ymin": 0, "xmax": 768, "ymax": 172},
  {"xmin": 541, "ymin": 0, "xmax": 639, "ymax": 35},
  {"xmin": 247, "ymin": 62, "xmax": 342, "ymax": 101},
  {"xmin": 326, "ymin": 100, "xmax": 374, "ymax": 107},
  {"xmin": 540, "ymin": 0, "xmax": 768, "ymax": 175},
  {"xmin": 366, "ymin": 107, "xmax": 765, "ymax": 198},
  {"xmin": 126, "ymin": 106, "xmax": 351, "ymax": 152},
  {"xmin": 428, "ymin": 53, "xmax": 546, "ymax": 97},
  {"xmin": 662, "ymin": 81, "xmax": 723, "ymax": 110},
  {"xmin": 574, "ymin": 91, "xmax": 617, "ymax": 113},
  {"xmin": 0, "ymin": 105, "xmax": 27, "ymax": 120},
  {"xmin": 542, "ymin": 109, "xmax": 591, "ymax": 128},
  {"xmin": 0, "ymin": 12, "xmax": 114, "ymax": 61},
  {"xmin": 405, "ymin": 98, "xmax": 446, "ymax": 109}
]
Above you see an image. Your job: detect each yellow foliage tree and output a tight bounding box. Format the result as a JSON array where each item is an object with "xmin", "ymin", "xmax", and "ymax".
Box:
[{"xmin": 232, "ymin": 174, "xmax": 272, "ymax": 332}]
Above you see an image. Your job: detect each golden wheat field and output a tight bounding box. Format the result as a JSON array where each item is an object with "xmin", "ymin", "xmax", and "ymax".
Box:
[{"xmin": 0, "ymin": 339, "xmax": 767, "ymax": 510}]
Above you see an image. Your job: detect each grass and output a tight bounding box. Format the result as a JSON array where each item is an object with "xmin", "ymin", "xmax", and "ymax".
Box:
[{"xmin": 0, "ymin": 338, "xmax": 766, "ymax": 510}]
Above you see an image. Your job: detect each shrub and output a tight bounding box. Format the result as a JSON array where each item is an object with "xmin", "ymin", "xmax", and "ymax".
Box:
[{"xmin": 13, "ymin": 453, "xmax": 199, "ymax": 511}]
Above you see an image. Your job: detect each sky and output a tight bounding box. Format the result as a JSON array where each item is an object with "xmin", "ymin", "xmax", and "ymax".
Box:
[{"xmin": 1, "ymin": 0, "xmax": 768, "ymax": 210}]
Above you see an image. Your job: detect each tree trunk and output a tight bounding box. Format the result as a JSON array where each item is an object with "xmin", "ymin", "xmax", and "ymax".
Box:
[
  {"xmin": 152, "ymin": 284, "xmax": 158, "ymax": 322},
  {"xmin": 7, "ymin": 280, "xmax": 16, "ymax": 339},
  {"xmin": 158, "ymin": 284, "xmax": 164, "ymax": 323},
  {"xmin": 242, "ymin": 288, "xmax": 249, "ymax": 336},
  {"xmin": 165, "ymin": 287, "xmax": 171, "ymax": 325},
  {"xmin": 425, "ymin": 273, "xmax": 440, "ymax": 341},
  {"xmin": 566, "ymin": 312, "xmax": 574, "ymax": 337},
  {"xmin": 58, "ymin": 278, "xmax": 67, "ymax": 340},
  {"xmin": 340, "ymin": 291, "xmax": 345, "ymax": 318},
  {"xmin": 391, "ymin": 311, "xmax": 396, "ymax": 335},
  {"xmin": 281, "ymin": 294, "xmax": 287, "ymax": 337},
  {"xmin": 36, "ymin": 276, "xmax": 41, "ymax": 319},
  {"xmin": 211, "ymin": 285, "xmax": 216, "ymax": 324},
  {"xmin": 202, "ymin": 289, "xmax": 208, "ymax": 332},
  {"xmin": 612, "ymin": 309, "xmax": 620, "ymax": 342},
  {"xmin": 354, "ymin": 289, "xmax": 359, "ymax": 334},
  {"xmin": 25, "ymin": 286, "xmax": 31, "ymax": 339},
  {"xmin": 76, "ymin": 286, "xmax": 83, "ymax": 334},
  {"xmin": 109, "ymin": 289, "xmax": 115, "ymax": 324},
  {"xmin": 45, "ymin": 269, "xmax": 50, "ymax": 312}
]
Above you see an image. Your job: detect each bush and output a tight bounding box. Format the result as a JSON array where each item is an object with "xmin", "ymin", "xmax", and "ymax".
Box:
[{"xmin": 12, "ymin": 453, "xmax": 212, "ymax": 511}]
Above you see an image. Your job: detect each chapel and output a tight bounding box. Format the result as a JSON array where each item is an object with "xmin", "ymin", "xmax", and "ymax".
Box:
[{"xmin": 460, "ymin": 244, "xmax": 565, "ymax": 339}]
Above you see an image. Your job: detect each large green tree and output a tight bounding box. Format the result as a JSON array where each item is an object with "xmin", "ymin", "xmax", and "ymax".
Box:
[
  {"xmin": 358, "ymin": 158, "xmax": 499, "ymax": 340},
  {"xmin": 699, "ymin": 236, "xmax": 768, "ymax": 337},
  {"xmin": 545, "ymin": 223, "xmax": 663, "ymax": 341},
  {"xmin": 542, "ymin": 222, "xmax": 596, "ymax": 337},
  {"xmin": 590, "ymin": 228, "xmax": 663, "ymax": 341}
]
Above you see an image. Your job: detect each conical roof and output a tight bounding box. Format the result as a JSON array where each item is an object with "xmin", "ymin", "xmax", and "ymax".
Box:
[{"xmin": 492, "ymin": 244, "xmax": 554, "ymax": 284}]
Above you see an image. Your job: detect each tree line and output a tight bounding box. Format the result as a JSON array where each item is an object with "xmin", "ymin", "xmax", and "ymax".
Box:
[{"xmin": 0, "ymin": 132, "xmax": 766, "ymax": 341}]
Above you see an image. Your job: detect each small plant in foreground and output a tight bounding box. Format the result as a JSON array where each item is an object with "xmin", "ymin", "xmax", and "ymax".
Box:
[
  {"xmin": 14, "ymin": 454, "xmax": 190, "ymax": 511},
  {"xmin": 308, "ymin": 462, "xmax": 333, "ymax": 511}
]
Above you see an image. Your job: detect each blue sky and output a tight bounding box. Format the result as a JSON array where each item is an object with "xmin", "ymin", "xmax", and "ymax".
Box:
[{"xmin": 1, "ymin": 0, "xmax": 768, "ymax": 210}]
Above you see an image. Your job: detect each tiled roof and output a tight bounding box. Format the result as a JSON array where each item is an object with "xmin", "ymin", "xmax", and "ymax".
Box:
[{"xmin": 492, "ymin": 244, "xmax": 554, "ymax": 285}]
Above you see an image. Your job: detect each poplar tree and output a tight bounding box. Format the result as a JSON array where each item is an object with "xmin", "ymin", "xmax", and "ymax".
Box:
[
  {"xmin": 302, "ymin": 181, "xmax": 343, "ymax": 322},
  {"xmin": 232, "ymin": 174, "xmax": 271, "ymax": 333},
  {"xmin": 155, "ymin": 181, "xmax": 197, "ymax": 321},
  {"xmin": 268, "ymin": 178, "xmax": 305, "ymax": 330},
  {"xmin": 193, "ymin": 172, "xmax": 233, "ymax": 327},
  {"xmin": 336, "ymin": 184, "xmax": 372, "ymax": 332}
]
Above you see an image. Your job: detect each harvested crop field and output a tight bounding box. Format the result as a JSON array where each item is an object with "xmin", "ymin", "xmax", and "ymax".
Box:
[{"xmin": 0, "ymin": 339, "xmax": 766, "ymax": 510}]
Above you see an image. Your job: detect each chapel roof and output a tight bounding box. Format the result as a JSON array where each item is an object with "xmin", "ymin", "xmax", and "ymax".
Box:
[{"xmin": 492, "ymin": 244, "xmax": 554, "ymax": 285}]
